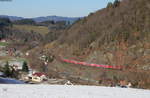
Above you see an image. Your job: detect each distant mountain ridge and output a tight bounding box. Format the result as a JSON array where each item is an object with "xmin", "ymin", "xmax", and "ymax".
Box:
[
  {"xmin": 0, "ymin": 15, "xmax": 81, "ymax": 23},
  {"xmin": 33, "ymin": 16, "xmax": 81, "ymax": 23},
  {"xmin": 0, "ymin": 15, "xmax": 23, "ymax": 21}
]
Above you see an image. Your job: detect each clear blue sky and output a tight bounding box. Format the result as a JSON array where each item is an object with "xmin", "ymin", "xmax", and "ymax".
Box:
[{"xmin": 0, "ymin": 0, "xmax": 115, "ymax": 18}]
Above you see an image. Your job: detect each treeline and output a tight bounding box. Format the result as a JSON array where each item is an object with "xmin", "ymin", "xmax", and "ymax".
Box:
[
  {"xmin": 0, "ymin": 18, "xmax": 12, "ymax": 40},
  {"xmin": 0, "ymin": 17, "xmax": 69, "ymax": 46},
  {"xmin": 13, "ymin": 19, "xmax": 36, "ymax": 25},
  {"xmin": 0, "ymin": 18, "xmax": 12, "ymax": 29},
  {"xmin": 13, "ymin": 19, "xmax": 71, "ymax": 26},
  {"xmin": 107, "ymin": 0, "xmax": 121, "ymax": 8}
]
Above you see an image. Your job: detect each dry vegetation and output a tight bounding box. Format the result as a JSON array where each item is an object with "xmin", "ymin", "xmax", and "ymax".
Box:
[{"xmin": 13, "ymin": 25, "xmax": 49, "ymax": 35}]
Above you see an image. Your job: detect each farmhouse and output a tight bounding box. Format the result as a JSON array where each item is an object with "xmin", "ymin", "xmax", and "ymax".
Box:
[{"xmin": 27, "ymin": 72, "xmax": 47, "ymax": 83}]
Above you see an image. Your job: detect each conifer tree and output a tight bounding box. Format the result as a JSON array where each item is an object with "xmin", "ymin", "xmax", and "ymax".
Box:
[
  {"xmin": 22, "ymin": 61, "xmax": 29, "ymax": 72},
  {"xmin": 3, "ymin": 61, "xmax": 11, "ymax": 77},
  {"xmin": 114, "ymin": 0, "xmax": 120, "ymax": 7}
]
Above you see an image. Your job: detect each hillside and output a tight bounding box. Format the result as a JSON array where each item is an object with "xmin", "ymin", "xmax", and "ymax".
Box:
[
  {"xmin": 56, "ymin": 0, "xmax": 150, "ymax": 67},
  {"xmin": 61, "ymin": 0, "xmax": 150, "ymax": 45},
  {"xmin": 29, "ymin": 0, "xmax": 150, "ymax": 89}
]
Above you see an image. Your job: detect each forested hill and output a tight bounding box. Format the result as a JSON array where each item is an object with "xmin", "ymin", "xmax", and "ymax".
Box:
[
  {"xmin": 47, "ymin": 0, "xmax": 150, "ymax": 70},
  {"xmin": 59, "ymin": 0, "xmax": 150, "ymax": 48}
]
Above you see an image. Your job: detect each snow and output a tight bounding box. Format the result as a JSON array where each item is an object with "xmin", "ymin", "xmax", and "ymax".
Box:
[{"xmin": 0, "ymin": 85, "xmax": 150, "ymax": 98}]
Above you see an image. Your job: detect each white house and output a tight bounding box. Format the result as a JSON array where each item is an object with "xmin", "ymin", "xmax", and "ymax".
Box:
[{"xmin": 9, "ymin": 61, "xmax": 24, "ymax": 70}]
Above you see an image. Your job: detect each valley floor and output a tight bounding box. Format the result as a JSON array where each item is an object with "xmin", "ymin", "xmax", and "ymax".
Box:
[{"xmin": 0, "ymin": 85, "xmax": 150, "ymax": 98}]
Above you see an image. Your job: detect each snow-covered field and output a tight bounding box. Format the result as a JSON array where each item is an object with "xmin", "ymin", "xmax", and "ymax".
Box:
[{"xmin": 0, "ymin": 85, "xmax": 150, "ymax": 98}]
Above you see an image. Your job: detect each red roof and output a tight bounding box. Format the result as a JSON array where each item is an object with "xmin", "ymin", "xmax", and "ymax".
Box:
[{"xmin": 33, "ymin": 73, "xmax": 46, "ymax": 77}]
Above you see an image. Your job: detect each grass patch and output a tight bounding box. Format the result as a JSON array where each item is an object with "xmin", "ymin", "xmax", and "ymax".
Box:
[
  {"xmin": 13, "ymin": 25, "xmax": 49, "ymax": 35},
  {"xmin": 15, "ymin": 58, "xmax": 27, "ymax": 62},
  {"xmin": 0, "ymin": 42, "xmax": 8, "ymax": 46}
]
